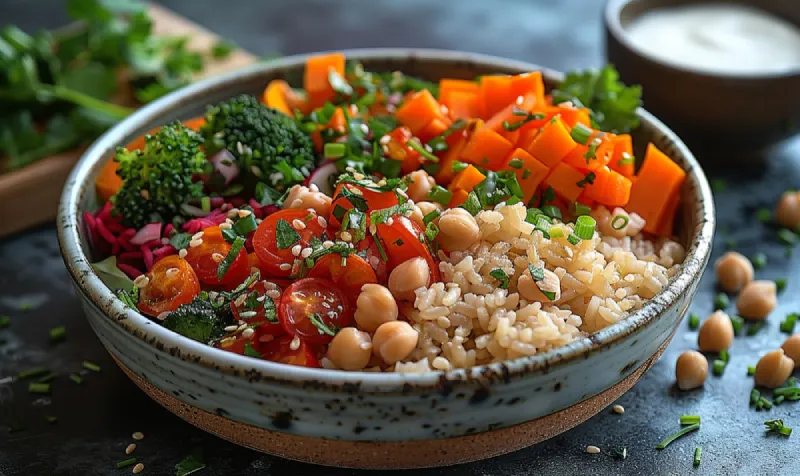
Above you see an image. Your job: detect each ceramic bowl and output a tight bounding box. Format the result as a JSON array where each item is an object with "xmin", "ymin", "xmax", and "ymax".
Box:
[
  {"xmin": 57, "ymin": 49, "xmax": 714, "ymax": 469},
  {"xmin": 605, "ymin": 0, "xmax": 800, "ymax": 157}
]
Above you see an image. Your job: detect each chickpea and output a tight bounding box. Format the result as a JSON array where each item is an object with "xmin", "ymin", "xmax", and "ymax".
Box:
[
  {"xmin": 388, "ymin": 257, "xmax": 431, "ymax": 301},
  {"xmin": 372, "ymin": 321, "xmax": 419, "ymax": 364},
  {"xmin": 736, "ymin": 280, "xmax": 777, "ymax": 320},
  {"xmin": 754, "ymin": 349, "xmax": 795, "ymax": 388},
  {"xmin": 775, "ymin": 191, "xmax": 800, "ymax": 230},
  {"xmin": 283, "ymin": 184, "xmax": 332, "ymax": 217},
  {"xmin": 675, "ymin": 350, "xmax": 708, "ymax": 390},
  {"xmin": 326, "ymin": 328, "xmax": 373, "ymax": 371},
  {"xmin": 407, "ymin": 170, "xmax": 436, "ymax": 203},
  {"xmin": 517, "ymin": 267, "xmax": 561, "ymax": 302},
  {"xmin": 354, "ymin": 284, "xmax": 399, "ymax": 333},
  {"xmin": 410, "ymin": 201, "xmax": 444, "ymax": 228},
  {"xmin": 714, "ymin": 251, "xmax": 753, "ymax": 293},
  {"xmin": 697, "ymin": 310, "xmax": 734, "ymax": 352},
  {"xmin": 436, "ymin": 208, "xmax": 481, "ymax": 252},
  {"xmin": 781, "ymin": 334, "xmax": 800, "ymax": 367}
]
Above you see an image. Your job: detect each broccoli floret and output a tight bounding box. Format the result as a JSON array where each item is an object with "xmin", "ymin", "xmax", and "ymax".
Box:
[
  {"xmin": 201, "ymin": 94, "xmax": 315, "ymax": 190},
  {"xmin": 162, "ymin": 297, "xmax": 230, "ymax": 343},
  {"xmin": 111, "ymin": 122, "xmax": 207, "ymax": 228}
]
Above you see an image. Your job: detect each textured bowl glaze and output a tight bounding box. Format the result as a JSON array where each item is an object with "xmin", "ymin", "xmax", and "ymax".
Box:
[{"xmin": 57, "ymin": 49, "xmax": 714, "ymax": 468}]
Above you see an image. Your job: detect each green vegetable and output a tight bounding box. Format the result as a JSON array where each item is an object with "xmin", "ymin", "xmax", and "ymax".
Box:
[
  {"xmin": 775, "ymin": 277, "xmax": 788, "ymax": 292},
  {"xmin": 756, "ymin": 208, "xmax": 771, "ymax": 223},
  {"xmin": 502, "ymin": 112, "xmax": 545, "ymax": 132},
  {"xmin": 751, "ymin": 252, "xmax": 767, "ymax": 270},
  {"xmin": 70, "ymin": 374, "xmax": 83, "ymax": 385},
  {"xmin": 655, "ymin": 423, "xmax": 700, "ymax": 450},
  {"xmin": 324, "ymin": 142, "xmax": 347, "ymax": 159},
  {"xmin": 427, "ymin": 185, "xmax": 452, "ymax": 206},
  {"xmin": 778, "ymin": 229, "xmax": 798, "ymax": 245},
  {"xmin": 541, "ymin": 205, "xmax": 562, "ymax": 221},
  {"xmin": 550, "ymin": 65, "xmax": 641, "ymax": 133},
  {"xmin": 308, "ymin": 313, "xmax": 337, "ymax": 336},
  {"xmin": 276, "ymin": 219, "xmax": 301, "ymax": 249},
  {"xmin": 175, "ymin": 448, "xmax": 206, "ymax": 476},
  {"xmin": 162, "ymin": 298, "xmax": 230, "ymax": 343},
  {"xmin": 17, "ymin": 367, "xmax": 49, "ymax": 380},
  {"xmin": 730, "ymin": 315, "xmax": 744, "ymax": 334},
  {"xmin": 528, "ymin": 265, "xmax": 556, "ymax": 301},
  {"xmin": 217, "ymin": 236, "xmax": 245, "ymax": 281},
  {"xmin": 694, "ymin": 447, "xmax": 702, "ymax": 467},
  {"xmin": 611, "ymin": 215, "xmax": 629, "ymax": 230},
  {"xmin": 720, "ymin": 349, "xmax": 730, "ymax": 363},
  {"xmin": 28, "ymin": 382, "xmax": 50, "ymax": 394},
  {"xmin": 712, "ymin": 359, "xmax": 726, "ymax": 376},
  {"xmin": 713, "ymin": 292, "xmax": 729, "ymax": 310},
  {"xmin": 423, "ymin": 209, "xmax": 441, "ymax": 225},
  {"xmin": 82, "ymin": 360, "xmax": 101, "ymax": 372},
  {"xmin": 460, "ymin": 192, "xmax": 482, "ymax": 216},
  {"xmin": 112, "ymin": 122, "xmax": 207, "ymax": 228},
  {"xmin": 243, "ymin": 342, "xmax": 262, "ymax": 358},
  {"xmin": 780, "ymin": 313, "xmax": 799, "ymax": 334},
  {"xmin": 688, "ymin": 312, "xmax": 700, "ymax": 330},
  {"xmin": 574, "ymin": 215, "xmax": 596, "ymax": 240},
  {"xmin": 211, "ymin": 40, "xmax": 236, "ymax": 59},
  {"xmin": 49, "ymin": 326, "xmax": 66, "ymax": 343},
  {"xmin": 508, "ymin": 158, "xmax": 524, "ymax": 169},
  {"xmin": 747, "ymin": 366, "xmax": 756, "ymax": 376},
  {"xmin": 747, "ymin": 321, "xmax": 764, "ymax": 336},
  {"xmin": 750, "ymin": 389, "xmax": 761, "ymax": 405},
  {"xmin": 489, "ymin": 269, "xmax": 510, "ymax": 289},
  {"xmin": 116, "ymin": 457, "xmax": 137, "ymax": 469},
  {"xmin": 90, "ymin": 256, "xmax": 135, "ymax": 291},
  {"xmin": 570, "ymin": 123, "xmax": 592, "ymax": 145},
  {"xmin": 764, "ymin": 419, "xmax": 792, "ymax": 437},
  {"xmin": 201, "ymin": 94, "xmax": 315, "ymax": 190},
  {"xmin": 576, "ymin": 172, "xmax": 596, "ymax": 189},
  {"xmin": 680, "ymin": 415, "xmax": 701, "ymax": 426}
]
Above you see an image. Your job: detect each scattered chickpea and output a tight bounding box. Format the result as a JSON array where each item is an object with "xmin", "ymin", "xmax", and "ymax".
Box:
[
  {"xmin": 372, "ymin": 321, "xmax": 419, "ymax": 364},
  {"xmin": 675, "ymin": 350, "xmax": 708, "ymax": 390},
  {"xmin": 409, "ymin": 201, "xmax": 445, "ymax": 228},
  {"xmin": 326, "ymin": 328, "xmax": 373, "ymax": 370},
  {"xmin": 714, "ymin": 251, "xmax": 753, "ymax": 293},
  {"xmin": 283, "ymin": 184, "xmax": 332, "ymax": 217},
  {"xmin": 436, "ymin": 208, "xmax": 480, "ymax": 252},
  {"xmin": 775, "ymin": 190, "xmax": 800, "ymax": 230},
  {"xmin": 354, "ymin": 284, "xmax": 399, "ymax": 333},
  {"xmin": 517, "ymin": 267, "xmax": 561, "ymax": 303},
  {"xmin": 736, "ymin": 280, "xmax": 777, "ymax": 320},
  {"xmin": 388, "ymin": 257, "xmax": 431, "ymax": 301},
  {"xmin": 754, "ymin": 349, "xmax": 795, "ymax": 388},
  {"xmin": 406, "ymin": 170, "xmax": 436, "ymax": 203},
  {"xmin": 781, "ymin": 334, "xmax": 800, "ymax": 367},
  {"xmin": 697, "ymin": 310, "xmax": 734, "ymax": 352}
]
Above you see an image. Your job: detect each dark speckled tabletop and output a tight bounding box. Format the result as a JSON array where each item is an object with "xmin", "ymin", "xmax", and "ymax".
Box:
[{"xmin": 1, "ymin": 1, "xmax": 799, "ymax": 475}]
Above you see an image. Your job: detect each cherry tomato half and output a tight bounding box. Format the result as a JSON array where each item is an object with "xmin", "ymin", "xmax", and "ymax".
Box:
[
  {"xmin": 376, "ymin": 215, "xmax": 441, "ymax": 282},
  {"xmin": 262, "ymin": 335, "xmax": 320, "ymax": 368},
  {"xmin": 328, "ymin": 183, "xmax": 399, "ymax": 229},
  {"xmin": 307, "ymin": 253, "xmax": 377, "ymax": 306},
  {"xmin": 138, "ymin": 255, "xmax": 200, "ymax": 316},
  {"xmin": 231, "ymin": 281, "xmax": 285, "ymax": 337},
  {"xmin": 383, "ymin": 126, "xmax": 421, "ymax": 175},
  {"xmin": 355, "ymin": 236, "xmax": 389, "ymax": 282},
  {"xmin": 185, "ymin": 226, "xmax": 249, "ymax": 287},
  {"xmin": 253, "ymin": 209, "xmax": 326, "ymax": 277},
  {"xmin": 278, "ymin": 277, "xmax": 351, "ymax": 344}
]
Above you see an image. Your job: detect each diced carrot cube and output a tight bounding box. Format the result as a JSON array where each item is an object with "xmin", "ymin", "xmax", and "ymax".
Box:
[
  {"xmin": 460, "ymin": 127, "xmax": 514, "ymax": 170},
  {"xmin": 655, "ymin": 192, "xmax": 680, "ymax": 237},
  {"xmin": 448, "ymin": 188, "xmax": 470, "ymax": 208},
  {"xmin": 509, "ymin": 72, "xmax": 545, "ymax": 107},
  {"xmin": 449, "ymin": 165, "xmax": 486, "ymax": 193},
  {"xmin": 562, "ymin": 132, "xmax": 614, "ymax": 171},
  {"xmin": 396, "ymin": 90, "xmax": 448, "ymax": 135},
  {"xmin": 583, "ymin": 166, "xmax": 632, "ymax": 207},
  {"xmin": 417, "ymin": 117, "xmax": 452, "ymax": 143},
  {"xmin": 527, "ymin": 116, "xmax": 577, "ymax": 168},
  {"xmin": 609, "ymin": 134, "xmax": 635, "ymax": 178},
  {"xmin": 304, "ymin": 53, "xmax": 346, "ymax": 109},
  {"xmin": 478, "ymin": 75, "xmax": 514, "ymax": 118},
  {"xmin": 627, "ymin": 144, "xmax": 686, "ymax": 234},
  {"xmin": 502, "ymin": 148, "xmax": 549, "ymax": 204},
  {"xmin": 441, "ymin": 90, "xmax": 480, "ymax": 120},
  {"xmin": 545, "ymin": 163, "xmax": 585, "ymax": 202}
]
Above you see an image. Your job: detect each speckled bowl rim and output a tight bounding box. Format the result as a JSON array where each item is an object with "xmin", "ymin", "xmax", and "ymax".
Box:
[
  {"xmin": 57, "ymin": 48, "xmax": 714, "ymax": 392},
  {"xmin": 604, "ymin": 0, "xmax": 800, "ymax": 80}
]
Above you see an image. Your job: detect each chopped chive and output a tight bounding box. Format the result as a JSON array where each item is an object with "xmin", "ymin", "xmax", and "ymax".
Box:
[
  {"xmin": 45, "ymin": 416, "xmax": 58, "ymax": 423},
  {"xmin": 688, "ymin": 312, "xmax": 700, "ymax": 330},
  {"xmin": 730, "ymin": 315, "xmax": 744, "ymax": 335},
  {"xmin": 549, "ymin": 226, "xmax": 565, "ymax": 239},
  {"xmin": 760, "ymin": 397, "xmax": 773, "ymax": 410},
  {"xmin": 451, "ymin": 160, "xmax": 468, "ymax": 174},
  {"xmin": 779, "ymin": 313, "xmax": 798, "ymax": 334},
  {"xmin": 28, "ymin": 382, "xmax": 51, "ymax": 394},
  {"xmin": 655, "ymin": 423, "xmax": 700, "ymax": 450},
  {"xmin": 566, "ymin": 233, "xmax": 581, "ymax": 246},
  {"xmin": 422, "ymin": 210, "xmax": 441, "ymax": 225},
  {"xmin": 49, "ymin": 326, "xmax": 66, "ymax": 343},
  {"xmin": 0, "ymin": 315, "xmax": 9, "ymax": 328},
  {"xmin": 323, "ymin": 142, "xmax": 347, "ymax": 159},
  {"xmin": 680, "ymin": 415, "xmax": 701, "ymax": 425},
  {"xmin": 756, "ymin": 398, "xmax": 765, "ymax": 411},
  {"xmin": 116, "ymin": 457, "xmax": 137, "ymax": 469},
  {"xmin": 407, "ymin": 139, "xmax": 439, "ymax": 163},
  {"xmin": 719, "ymin": 349, "xmax": 730, "ymax": 363},
  {"xmin": 17, "ymin": 367, "xmax": 50, "ymax": 380},
  {"xmin": 82, "ymin": 361, "xmax": 101, "ymax": 372},
  {"xmin": 572, "ymin": 202, "xmax": 592, "ymax": 217},
  {"xmin": 756, "ymin": 208, "xmax": 771, "ymax": 223},
  {"xmin": 750, "ymin": 389, "xmax": 761, "ymax": 406},
  {"xmin": 775, "ymin": 277, "xmax": 788, "ymax": 292},
  {"xmin": 713, "ymin": 292, "xmax": 729, "ymax": 310},
  {"xmin": 426, "ymin": 186, "xmax": 453, "ymax": 206},
  {"xmin": 570, "ymin": 123, "xmax": 592, "ymax": 145},
  {"xmin": 217, "ymin": 236, "xmax": 246, "ymax": 281},
  {"xmin": 541, "ymin": 204, "xmax": 562, "ymax": 221},
  {"xmin": 747, "ymin": 321, "xmax": 764, "ymax": 336},
  {"xmin": 751, "ymin": 252, "xmax": 767, "ymax": 270},
  {"xmin": 747, "ymin": 366, "xmax": 756, "ymax": 376},
  {"xmin": 712, "ymin": 359, "xmax": 726, "ymax": 376},
  {"xmin": 69, "ymin": 374, "xmax": 83, "ymax": 385},
  {"xmin": 200, "ymin": 196, "xmax": 211, "ymax": 213},
  {"xmin": 508, "ymin": 158, "xmax": 524, "ymax": 169},
  {"xmin": 693, "ymin": 447, "xmax": 701, "ymax": 467},
  {"xmin": 778, "ymin": 228, "xmax": 798, "ymax": 245},
  {"xmin": 37, "ymin": 373, "xmax": 55, "ymax": 384},
  {"xmin": 233, "ymin": 214, "xmax": 258, "ymax": 235},
  {"xmin": 774, "ymin": 395, "xmax": 785, "ymax": 405},
  {"xmin": 774, "ymin": 386, "xmax": 800, "ymax": 398},
  {"xmin": 611, "ymin": 215, "xmax": 629, "ymax": 230}
]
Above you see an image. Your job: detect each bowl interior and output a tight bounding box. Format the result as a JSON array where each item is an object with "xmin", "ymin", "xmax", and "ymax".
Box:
[{"xmin": 59, "ymin": 49, "xmax": 714, "ymax": 388}]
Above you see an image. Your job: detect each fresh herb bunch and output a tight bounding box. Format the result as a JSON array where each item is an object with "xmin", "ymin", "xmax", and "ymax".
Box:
[
  {"xmin": 551, "ymin": 65, "xmax": 641, "ymax": 134},
  {"xmin": 0, "ymin": 0, "xmax": 222, "ymax": 173},
  {"xmin": 201, "ymin": 94, "xmax": 316, "ymax": 192},
  {"xmin": 111, "ymin": 122, "xmax": 207, "ymax": 228}
]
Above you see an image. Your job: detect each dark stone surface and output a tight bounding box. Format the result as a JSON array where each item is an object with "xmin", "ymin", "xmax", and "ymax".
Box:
[{"xmin": 1, "ymin": 1, "xmax": 800, "ymax": 475}]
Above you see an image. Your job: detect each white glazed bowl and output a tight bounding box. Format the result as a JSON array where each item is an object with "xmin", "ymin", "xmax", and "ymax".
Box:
[{"xmin": 57, "ymin": 49, "xmax": 714, "ymax": 469}]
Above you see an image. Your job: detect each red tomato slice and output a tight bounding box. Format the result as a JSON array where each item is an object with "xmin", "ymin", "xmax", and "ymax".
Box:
[
  {"xmin": 278, "ymin": 277, "xmax": 351, "ymax": 344},
  {"xmin": 261, "ymin": 335, "xmax": 320, "ymax": 368},
  {"xmin": 328, "ymin": 183, "xmax": 399, "ymax": 229},
  {"xmin": 307, "ymin": 253, "xmax": 377, "ymax": 305},
  {"xmin": 231, "ymin": 281, "xmax": 285, "ymax": 337},
  {"xmin": 185, "ymin": 226, "xmax": 249, "ymax": 287},
  {"xmin": 376, "ymin": 215, "xmax": 441, "ymax": 282},
  {"xmin": 355, "ymin": 236, "xmax": 389, "ymax": 282},
  {"xmin": 138, "ymin": 255, "xmax": 200, "ymax": 316},
  {"xmin": 253, "ymin": 209, "xmax": 326, "ymax": 277}
]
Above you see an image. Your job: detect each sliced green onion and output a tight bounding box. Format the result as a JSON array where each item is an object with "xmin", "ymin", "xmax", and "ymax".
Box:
[
  {"xmin": 680, "ymin": 415, "xmax": 701, "ymax": 425},
  {"xmin": 764, "ymin": 419, "xmax": 792, "ymax": 437},
  {"xmin": 116, "ymin": 457, "xmax": 137, "ymax": 469},
  {"xmin": 774, "ymin": 395, "xmax": 785, "ymax": 405},
  {"xmin": 712, "ymin": 359, "xmax": 726, "ymax": 376},
  {"xmin": 407, "ymin": 139, "xmax": 439, "ymax": 163},
  {"xmin": 549, "ymin": 226, "xmax": 565, "ymax": 239},
  {"xmin": 49, "ymin": 326, "xmax": 66, "ymax": 343},
  {"xmin": 574, "ymin": 215, "xmax": 597, "ymax": 240},
  {"xmin": 567, "ymin": 233, "xmax": 581, "ymax": 246},
  {"xmin": 535, "ymin": 216, "xmax": 552, "ymax": 238},
  {"xmin": 424, "ymin": 222, "xmax": 439, "ymax": 242},
  {"xmin": 750, "ymin": 389, "xmax": 761, "ymax": 405},
  {"xmin": 655, "ymin": 423, "xmax": 700, "ymax": 450},
  {"xmin": 572, "ymin": 202, "xmax": 592, "ymax": 217},
  {"xmin": 451, "ymin": 160, "xmax": 469, "ymax": 173},
  {"xmin": 324, "ymin": 142, "xmax": 347, "ymax": 159},
  {"xmin": 82, "ymin": 360, "xmax": 101, "ymax": 372},
  {"xmin": 200, "ymin": 196, "xmax": 211, "ymax": 213},
  {"xmin": 719, "ymin": 349, "xmax": 730, "ymax": 363},
  {"xmin": 618, "ymin": 153, "xmax": 634, "ymax": 166},
  {"xmin": 460, "ymin": 192, "xmax": 482, "ymax": 215},
  {"xmin": 775, "ymin": 277, "xmax": 788, "ymax": 292},
  {"xmin": 233, "ymin": 214, "xmax": 258, "ymax": 235},
  {"xmin": 611, "ymin": 215, "xmax": 629, "ymax": 230},
  {"xmin": 760, "ymin": 397, "xmax": 773, "ymax": 410},
  {"xmin": 747, "ymin": 321, "xmax": 764, "ymax": 336},
  {"xmin": 70, "ymin": 373, "xmax": 83, "ymax": 385},
  {"xmin": 541, "ymin": 205, "xmax": 562, "ymax": 221},
  {"xmin": 693, "ymin": 447, "xmax": 702, "ymax": 467},
  {"xmin": 576, "ymin": 172, "xmax": 596, "ymax": 188},
  {"xmin": 525, "ymin": 208, "xmax": 543, "ymax": 224},
  {"xmin": 17, "ymin": 367, "xmax": 50, "ymax": 380},
  {"xmin": 423, "ymin": 210, "xmax": 441, "ymax": 225},
  {"xmin": 37, "ymin": 373, "xmax": 55, "ymax": 383},
  {"xmin": 508, "ymin": 158, "xmax": 524, "ymax": 169},
  {"xmin": 730, "ymin": 315, "xmax": 744, "ymax": 335},
  {"xmin": 774, "ymin": 387, "xmax": 800, "ymax": 398},
  {"xmin": 756, "ymin": 208, "xmax": 771, "ymax": 223},
  {"xmin": 29, "ymin": 382, "xmax": 51, "ymax": 394},
  {"xmin": 747, "ymin": 366, "xmax": 756, "ymax": 376},
  {"xmin": 713, "ymin": 292, "xmax": 729, "ymax": 310},
  {"xmin": 570, "ymin": 123, "xmax": 592, "ymax": 145},
  {"xmin": 688, "ymin": 312, "xmax": 700, "ymax": 330},
  {"xmin": 751, "ymin": 252, "xmax": 767, "ymax": 270},
  {"xmin": 778, "ymin": 228, "xmax": 798, "ymax": 245},
  {"xmin": 780, "ymin": 313, "xmax": 799, "ymax": 333},
  {"xmin": 427, "ymin": 186, "xmax": 453, "ymax": 206},
  {"xmin": 217, "ymin": 236, "xmax": 246, "ymax": 281}
]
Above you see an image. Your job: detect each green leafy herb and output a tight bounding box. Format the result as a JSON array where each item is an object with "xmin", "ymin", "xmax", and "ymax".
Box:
[
  {"xmin": 778, "ymin": 228, "xmax": 798, "ymax": 246},
  {"xmin": 688, "ymin": 312, "xmax": 700, "ymax": 330},
  {"xmin": 712, "ymin": 359, "xmax": 726, "ymax": 376},
  {"xmin": 730, "ymin": 315, "xmax": 744, "ymax": 335},
  {"xmin": 424, "ymin": 222, "xmax": 439, "ymax": 242},
  {"xmin": 211, "ymin": 40, "xmax": 236, "ymax": 59},
  {"xmin": 611, "ymin": 215, "xmax": 629, "ymax": 230},
  {"xmin": 308, "ymin": 313, "xmax": 337, "ymax": 336},
  {"xmin": 423, "ymin": 209, "xmax": 441, "ymax": 225},
  {"xmin": 751, "ymin": 252, "xmax": 767, "ymax": 270},
  {"xmin": 217, "ymin": 236, "xmax": 245, "ymax": 281},
  {"xmin": 528, "ymin": 265, "xmax": 556, "ymax": 300},
  {"xmin": 764, "ymin": 419, "xmax": 792, "ymax": 437},
  {"xmin": 275, "ymin": 219, "xmax": 301, "ymax": 249},
  {"xmin": 780, "ymin": 312, "xmax": 798, "ymax": 334},
  {"xmin": 756, "ymin": 208, "xmax": 771, "ymax": 223},
  {"xmin": 502, "ymin": 112, "xmax": 546, "ymax": 131},
  {"xmin": 747, "ymin": 321, "xmax": 764, "ymax": 336},
  {"xmin": 427, "ymin": 119, "xmax": 467, "ymax": 151},
  {"xmin": 407, "ymin": 138, "xmax": 439, "ymax": 163},
  {"xmin": 576, "ymin": 172, "xmax": 596, "ymax": 188},
  {"xmin": 90, "ymin": 256, "xmax": 135, "ymax": 291},
  {"xmin": 775, "ymin": 277, "xmax": 788, "ymax": 292},
  {"xmin": 427, "ymin": 185, "xmax": 452, "ymax": 206},
  {"xmin": 243, "ymin": 342, "xmax": 262, "ymax": 358},
  {"xmin": 570, "ymin": 123, "xmax": 592, "ymax": 145},
  {"xmin": 175, "ymin": 448, "xmax": 206, "ymax": 476},
  {"xmin": 489, "ymin": 269, "xmax": 510, "ymax": 289},
  {"xmin": 713, "ymin": 292, "xmax": 729, "ymax": 310},
  {"xmin": 508, "ymin": 158, "xmax": 524, "ymax": 169},
  {"xmin": 460, "ymin": 191, "xmax": 482, "ymax": 216},
  {"xmin": 655, "ymin": 423, "xmax": 700, "ymax": 450},
  {"xmin": 82, "ymin": 360, "xmax": 101, "ymax": 372},
  {"xmin": 169, "ymin": 233, "xmax": 192, "ymax": 250},
  {"xmin": 49, "ymin": 326, "xmax": 66, "ymax": 343}
]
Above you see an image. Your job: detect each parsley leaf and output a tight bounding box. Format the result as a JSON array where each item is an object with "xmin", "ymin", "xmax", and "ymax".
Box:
[
  {"xmin": 489, "ymin": 268, "xmax": 510, "ymax": 289},
  {"xmin": 175, "ymin": 448, "xmax": 206, "ymax": 476},
  {"xmin": 275, "ymin": 219, "xmax": 301, "ymax": 249},
  {"xmin": 169, "ymin": 233, "xmax": 192, "ymax": 250},
  {"xmin": 243, "ymin": 342, "xmax": 262, "ymax": 358}
]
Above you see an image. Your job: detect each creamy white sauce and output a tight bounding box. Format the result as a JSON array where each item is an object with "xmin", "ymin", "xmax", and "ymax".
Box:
[{"xmin": 626, "ymin": 4, "xmax": 800, "ymax": 75}]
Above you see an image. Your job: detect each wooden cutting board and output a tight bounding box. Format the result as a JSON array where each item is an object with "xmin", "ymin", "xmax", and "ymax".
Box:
[{"xmin": 0, "ymin": 3, "xmax": 257, "ymax": 238}]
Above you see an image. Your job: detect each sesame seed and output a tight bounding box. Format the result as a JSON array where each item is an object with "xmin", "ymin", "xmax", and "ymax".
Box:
[
  {"xmin": 279, "ymin": 263, "xmax": 291, "ymax": 271},
  {"xmin": 386, "ymin": 217, "xmax": 394, "ymax": 226},
  {"xmin": 359, "ymin": 123, "xmax": 369, "ymax": 135},
  {"xmin": 317, "ymin": 216, "xmax": 327, "ymax": 228},
  {"xmin": 227, "ymin": 209, "xmax": 240, "ymax": 218},
  {"xmin": 322, "ymin": 241, "xmax": 334, "ymax": 249},
  {"xmin": 369, "ymin": 224, "xmax": 377, "ymax": 235},
  {"xmin": 379, "ymin": 135, "xmax": 391, "ymax": 145},
  {"xmin": 591, "ymin": 137, "xmax": 602, "ymax": 146},
  {"xmin": 291, "ymin": 244, "xmax": 302, "ymax": 257},
  {"xmin": 132, "ymin": 432, "xmax": 144, "ymax": 440},
  {"xmin": 219, "ymin": 222, "xmax": 232, "ymax": 230},
  {"xmin": 242, "ymin": 328, "xmax": 255, "ymax": 338},
  {"xmin": 239, "ymin": 311, "xmax": 257, "ymax": 319},
  {"xmin": 255, "ymin": 219, "xmax": 262, "ymax": 225},
  {"xmin": 224, "ymin": 325, "xmax": 238, "ymax": 332},
  {"xmin": 292, "ymin": 219, "xmax": 306, "ymax": 230},
  {"xmin": 353, "ymin": 172, "xmax": 365, "ymax": 181},
  {"xmin": 345, "ymin": 166, "xmax": 355, "ymax": 173},
  {"xmin": 211, "ymin": 253, "xmax": 225, "ymax": 263},
  {"xmin": 515, "ymin": 95, "xmax": 524, "ymax": 105},
  {"xmin": 349, "ymin": 187, "xmax": 363, "ymax": 196},
  {"xmin": 289, "ymin": 336, "xmax": 301, "ymax": 350},
  {"xmin": 300, "ymin": 247, "xmax": 312, "ymax": 259},
  {"xmin": 133, "ymin": 275, "xmax": 149, "ymax": 289},
  {"xmin": 178, "ymin": 249, "xmax": 188, "ymax": 259},
  {"xmin": 238, "ymin": 209, "xmax": 252, "ymax": 218},
  {"xmin": 557, "ymin": 100, "xmax": 575, "ymax": 108},
  {"xmin": 192, "ymin": 231, "xmax": 205, "ymax": 239},
  {"xmin": 265, "ymin": 289, "xmax": 280, "ymax": 299},
  {"xmin": 396, "ymin": 188, "xmax": 408, "ymax": 199},
  {"xmin": 251, "ymin": 165, "xmax": 263, "ymax": 177},
  {"xmin": 125, "ymin": 443, "xmax": 136, "ymax": 455},
  {"xmin": 586, "ymin": 445, "xmax": 601, "ymax": 454},
  {"xmin": 189, "ymin": 239, "xmax": 203, "ymax": 248},
  {"xmin": 234, "ymin": 294, "xmax": 247, "ymax": 307},
  {"xmin": 132, "ymin": 463, "xmax": 144, "ymax": 474},
  {"xmin": 622, "ymin": 152, "xmax": 632, "ymax": 159},
  {"xmin": 340, "ymin": 231, "xmax": 352, "ymax": 242},
  {"xmin": 165, "ymin": 267, "xmax": 179, "ymax": 278},
  {"xmin": 612, "ymin": 404, "xmax": 625, "ymax": 414}
]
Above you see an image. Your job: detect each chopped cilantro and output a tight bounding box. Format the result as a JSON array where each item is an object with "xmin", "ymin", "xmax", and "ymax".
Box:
[{"xmin": 275, "ymin": 219, "xmax": 301, "ymax": 249}]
